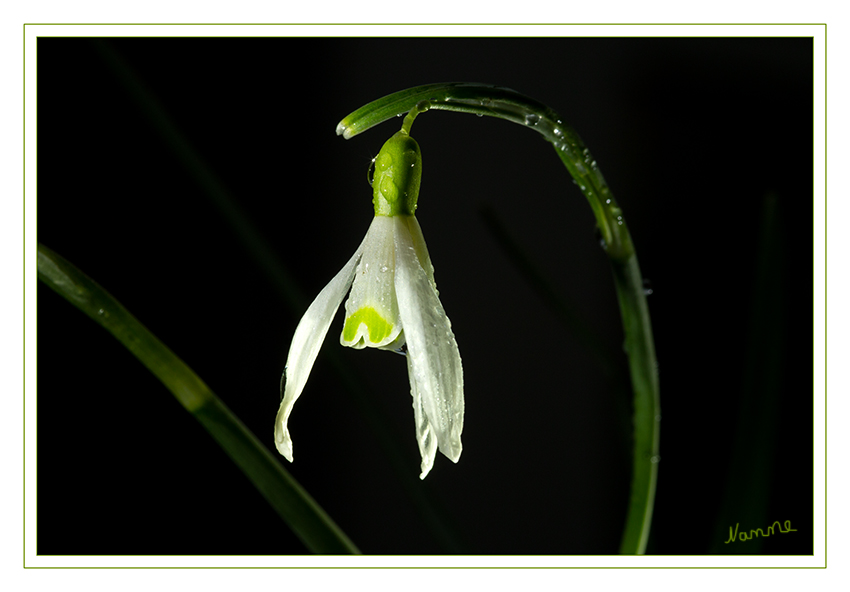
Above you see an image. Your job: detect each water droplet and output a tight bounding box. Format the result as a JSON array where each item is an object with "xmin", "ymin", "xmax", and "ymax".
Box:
[
  {"xmin": 524, "ymin": 113, "xmax": 540, "ymax": 126},
  {"xmin": 476, "ymin": 112, "xmax": 484, "ymax": 117},
  {"xmin": 605, "ymin": 198, "xmax": 611, "ymax": 204},
  {"xmin": 650, "ymin": 455, "xmax": 661, "ymax": 464},
  {"xmin": 366, "ymin": 157, "xmax": 376, "ymax": 186},
  {"xmin": 553, "ymin": 128, "xmax": 564, "ymax": 138},
  {"xmin": 643, "ymin": 279, "xmax": 653, "ymax": 296},
  {"xmin": 380, "ymin": 265, "xmax": 388, "ymax": 273},
  {"xmin": 393, "ymin": 343, "xmax": 408, "ymax": 356}
]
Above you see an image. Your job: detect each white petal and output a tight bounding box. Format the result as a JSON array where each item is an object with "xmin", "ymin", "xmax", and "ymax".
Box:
[
  {"xmin": 274, "ymin": 238, "xmax": 365, "ymax": 461},
  {"xmin": 407, "ymin": 353, "xmax": 438, "ymax": 479},
  {"xmin": 393, "ymin": 216, "xmax": 464, "ymax": 466},
  {"xmin": 405, "ymin": 216, "xmax": 436, "ymax": 287},
  {"xmin": 340, "ymin": 216, "xmax": 403, "ymax": 349}
]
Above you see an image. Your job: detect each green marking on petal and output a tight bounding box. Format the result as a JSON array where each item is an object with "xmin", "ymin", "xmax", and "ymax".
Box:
[{"xmin": 342, "ymin": 306, "xmax": 394, "ymax": 345}]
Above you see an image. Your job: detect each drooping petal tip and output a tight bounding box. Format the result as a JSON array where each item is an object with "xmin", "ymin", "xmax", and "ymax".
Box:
[
  {"xmin": 274, "ymin": 235, "xmax": 367, "ymax": 463},
  {"xmin": 443, "ymin": 441, "xmax": 462, "ymax": 464},
  {"xmin": 274, "ymin": 405, "xmax": 294, "ymax": 462}
]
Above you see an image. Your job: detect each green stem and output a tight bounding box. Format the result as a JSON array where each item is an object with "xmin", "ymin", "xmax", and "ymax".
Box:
[
  {"xmin": 37, "ymin": 243, "xmax": 360, "ymax": 555},
  {"xmin": 610, "ymin": 253, "xmax": 660, "ymax": 554},
  {"xmin": 339, "ymin": 83, "xmax": 660, "ymax": 554}
]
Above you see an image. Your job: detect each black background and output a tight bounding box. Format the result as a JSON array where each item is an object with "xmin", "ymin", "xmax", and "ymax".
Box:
[{"xmin": 36, "ymin": 36, "xmax": 814, "ymax": 556}]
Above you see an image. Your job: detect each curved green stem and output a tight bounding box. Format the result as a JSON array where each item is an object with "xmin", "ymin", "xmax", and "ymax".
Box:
[
  {"xmin": 339, "ymin": 83, "xmax": 660, "ymax": 554},
  {"xmin": 37, "ymin": 243, "xmax": 360, "ymax": 555},
  {"xmin": 338, "ymin": 83, "xmax": 630, "ymax": 260}
]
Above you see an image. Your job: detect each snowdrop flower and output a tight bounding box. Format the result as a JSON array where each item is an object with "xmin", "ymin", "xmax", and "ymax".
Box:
[{"xmin": 275, "ymin": 126, "xmax": 464, "ymax": 479}]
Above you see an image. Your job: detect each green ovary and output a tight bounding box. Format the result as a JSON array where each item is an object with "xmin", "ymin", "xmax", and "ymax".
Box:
[{"xmin": 342, "ymin": 306, "xmax": 394, "ymax": 345}]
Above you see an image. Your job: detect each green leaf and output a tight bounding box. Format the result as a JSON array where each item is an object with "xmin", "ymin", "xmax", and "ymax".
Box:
[{"xmin": 37, "ymin": 242, "xmax": 360, "ymax": 555}]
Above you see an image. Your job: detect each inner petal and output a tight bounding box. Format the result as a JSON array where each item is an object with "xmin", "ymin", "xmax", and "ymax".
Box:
[
  {"xmin": 342, "ymin": 305, "xmax": 394, "ymax": 344},
  {"xmin": 340, "ymin": 216, "xmax": 403, "ymax": 349}
]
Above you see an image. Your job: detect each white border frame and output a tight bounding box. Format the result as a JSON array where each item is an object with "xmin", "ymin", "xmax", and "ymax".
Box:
[{"xmin": 21, "ymin": 23, "xmax": 827, "ymax": 571}]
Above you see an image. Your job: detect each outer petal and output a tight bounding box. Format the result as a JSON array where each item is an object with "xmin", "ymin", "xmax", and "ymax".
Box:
[
  {"xmin": 274, "ymin": 238, "xmax": 365, "ymax": 461},
  {"xmin": 407, "ymin": 353, "xmax": 438, "ymax": 479},
  {"xmin": 393, "ymin": 216, "xmax": 464, "ymax": 466},
  {"xmin": 405, "ymin": 216, "xmax": 436, "ymax": 286},
  {"xmin": 340, "ymin": 216, "xmax": 403, "ymax": 350}
]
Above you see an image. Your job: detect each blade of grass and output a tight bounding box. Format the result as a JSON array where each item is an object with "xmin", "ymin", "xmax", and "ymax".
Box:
[{"xmin": 37, "ymin": 242, "xmax": 359, "ymax": 554}]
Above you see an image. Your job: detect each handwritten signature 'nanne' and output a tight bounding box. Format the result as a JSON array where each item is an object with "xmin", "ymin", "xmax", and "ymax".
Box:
[{"xmin": 725, "ymin": 520, "xmax": 797, "ymax": 544}]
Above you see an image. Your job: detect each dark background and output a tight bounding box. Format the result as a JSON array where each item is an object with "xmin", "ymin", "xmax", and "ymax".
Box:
[{"xmin": 36, "ymin": 37, "xmax": 814, "ymax": 556}]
